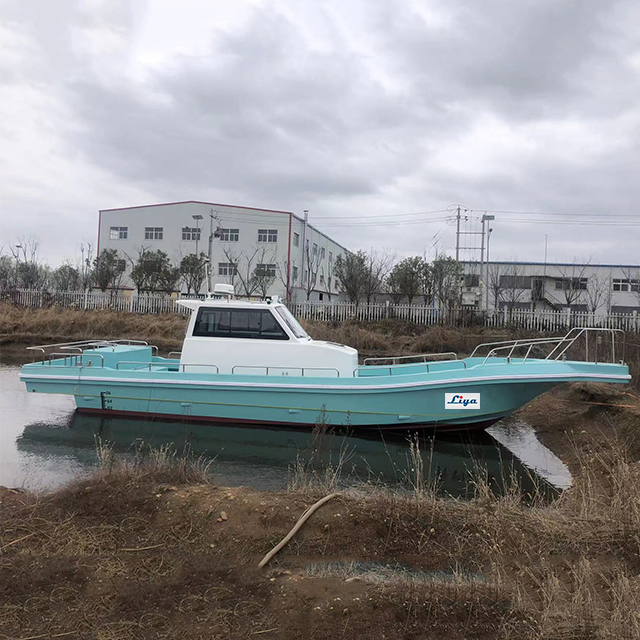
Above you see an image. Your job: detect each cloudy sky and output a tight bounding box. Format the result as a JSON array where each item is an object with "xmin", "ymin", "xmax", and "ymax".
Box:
[{"xmin": 1, "ymin": 0, "xmax": 639, "ymax": 267}]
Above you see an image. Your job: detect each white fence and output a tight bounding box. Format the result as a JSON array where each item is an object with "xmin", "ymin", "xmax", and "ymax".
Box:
[
  {"xmin": 3, "ymin": 290, "xmax": 639, "ymax": 332},
  {"xmin": 290, "ymin": 301, "xmax": 640, "ymax": 332}
]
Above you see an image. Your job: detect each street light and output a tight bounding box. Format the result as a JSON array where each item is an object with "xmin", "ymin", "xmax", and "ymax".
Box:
[
  {"xmin": 192, "ymin": 214, "xmax": 203, "ymax": 256},
  {"xmin": 480, "ymin": 214, "xmax": 495, "ymax": 311}
]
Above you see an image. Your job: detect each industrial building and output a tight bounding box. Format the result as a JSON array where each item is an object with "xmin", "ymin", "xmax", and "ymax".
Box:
[
  {"xmin": 97, "ymin": 201, "xmax": 349, "ymax": 301},
  {"xmin": 461, "ymin": 260, "xmax": 640, "ymax": 314}
]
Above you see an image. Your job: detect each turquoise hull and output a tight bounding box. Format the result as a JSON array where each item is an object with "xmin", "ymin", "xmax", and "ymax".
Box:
[{"xmin": 20, "ymin": 346, "xmax": 631, "ymax": 432}]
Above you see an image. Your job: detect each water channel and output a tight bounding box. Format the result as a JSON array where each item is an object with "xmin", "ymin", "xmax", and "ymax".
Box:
[{"xmin": 0, "ymin": 365, "xmax": 571, "ymax": 495}]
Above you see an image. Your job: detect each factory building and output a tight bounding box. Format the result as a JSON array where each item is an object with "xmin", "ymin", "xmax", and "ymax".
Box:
[
  {"xmin": 461, "ymin": 260, "xmax": 640, "ymax": 314},
  {"xmin": 98, "ymin": 201, "xmax": 348, "ymax": 301}
]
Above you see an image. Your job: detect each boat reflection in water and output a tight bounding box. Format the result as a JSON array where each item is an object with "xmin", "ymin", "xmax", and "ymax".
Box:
[{"xmin": 16, "ymin": 410, "xmax": 556, "ymax": 498}]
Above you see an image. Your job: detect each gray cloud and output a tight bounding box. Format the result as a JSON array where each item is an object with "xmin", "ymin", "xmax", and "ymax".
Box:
[{"xmin": 1, "ymin": 0, "xmax": 638, "ymax": 265}]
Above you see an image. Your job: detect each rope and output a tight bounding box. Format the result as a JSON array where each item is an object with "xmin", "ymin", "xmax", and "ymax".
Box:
[{"xmin": 258, "ymin": 492, "xmax": 341, "ymax": 568}]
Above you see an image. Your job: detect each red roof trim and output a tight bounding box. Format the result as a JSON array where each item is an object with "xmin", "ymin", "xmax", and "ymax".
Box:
[{"xmin": 98, "ymin": 200, "xmax": 293, "ymax": 215}]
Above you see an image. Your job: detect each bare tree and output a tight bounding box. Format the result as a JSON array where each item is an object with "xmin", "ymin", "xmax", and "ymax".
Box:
[
  {"xmin": 302, "ymin": 241, "xmax": 322, "ymax": 300},
  {"xmin": 585, "ymin": 274, "xmax": 610, "ymax": 314},
  {"xmin": 486, "ymin": 264, "xmax": 505, "ymax": 311},
  {"xmin": 10, "ymin": 237, "xmax": 49, "ymax": 290},
  {"xmin": 363, "ymin": 249, "xmax": 394, "ymax": 304},
  {"xmin": 498, "ymin": 263, "xmax": 529, "ymax": 319},
  {"xmin": 276, "ymin": 256, "xmax": 295, "ymax": 302},
  {"xmin": 223, "ymin": 246, "xmax": 260, "ymax": 298},
  {"xmin": 77, "ymin": 242, "xmax": 94, "ymax": 291},
  {"xmin": 431, "ymin": 255, "xmax": 463, "ymax": 310},
  {"xmin": 622, "ymin": 267, "xmax": 640, "ymax": 307},
  {"xmin": 253, "ymin": 248, "xmax": 277, "ymax": 299},
  {"xmin": 557, "ymin": 263, "xmax": 590, "ymax": 309}
]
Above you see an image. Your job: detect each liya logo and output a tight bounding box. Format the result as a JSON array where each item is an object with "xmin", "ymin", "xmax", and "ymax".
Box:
[{"xmin": 445, "ymin": 393, "xmax": 481, "ymax": 410}]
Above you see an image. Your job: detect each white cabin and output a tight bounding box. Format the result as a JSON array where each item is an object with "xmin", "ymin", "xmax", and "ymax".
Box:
[{"xmin": 176, "ymin": 293, "xmax": 358, "ymax": 377}]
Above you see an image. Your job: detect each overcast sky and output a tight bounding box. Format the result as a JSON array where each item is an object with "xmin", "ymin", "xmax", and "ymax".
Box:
[{"xmin": 1, "ymin": 0, "xmax": 639, "ymax": 267}]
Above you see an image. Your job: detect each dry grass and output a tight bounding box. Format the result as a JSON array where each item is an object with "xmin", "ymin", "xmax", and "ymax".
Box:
[{"xmin": 0, "ymin": 302, "xmax": 188, "ymax": 355}]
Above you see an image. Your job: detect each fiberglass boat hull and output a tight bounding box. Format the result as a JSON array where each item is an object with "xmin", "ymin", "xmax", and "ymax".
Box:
[{"xmin": 20, "ymin": 358, "xmax": 630, "ymax": 431}]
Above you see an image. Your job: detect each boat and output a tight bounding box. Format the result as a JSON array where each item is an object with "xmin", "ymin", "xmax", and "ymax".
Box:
[{"xmin": 20, "ymin": 286, "xmax": 631, "ymax": 432}]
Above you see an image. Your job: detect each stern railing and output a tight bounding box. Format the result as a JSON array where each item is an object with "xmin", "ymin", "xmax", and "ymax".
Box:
[
  {"xmin": 27, "ymin": 339, "xmax": 158, "ymax": 363},
  {"xmin": 469, "ymin": 327, "xmax": 625, "ymax": 365}
]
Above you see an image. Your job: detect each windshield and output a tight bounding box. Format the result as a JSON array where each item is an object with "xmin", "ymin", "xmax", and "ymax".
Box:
[{"xmin": 275, "ymin": 306, "xmax": 308, "ymax": 339}]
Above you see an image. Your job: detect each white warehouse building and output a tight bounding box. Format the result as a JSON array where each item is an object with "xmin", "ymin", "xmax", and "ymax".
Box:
[
  {"xmin": 461, "ymin": 260, "xmax": 640, "ymax": 314},
  {"xmin": 97, "ymin": 200, "xmax": 349, "ymax": 301}
]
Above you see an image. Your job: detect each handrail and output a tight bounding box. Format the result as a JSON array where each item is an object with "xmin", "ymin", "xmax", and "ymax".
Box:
[
  {"xmin": 231, "ymin": 365, "xmax": 340, "ymax": 377},
  {"xmin": 363, "ymin": 352, "xmax": 458, "ymax": 366},
  {"xmin": 27, "ymin": 338, "xmax": 150, "ymax": 351},
  {"xmin": 168, "ymin": 351, "xmax": 182, "ymax": 359},
  {"xmin": 115, "ymin": 361, "xmax": 220, "ymax": 373},
  {"xmin": 27, "ymin": 339, "xmax": 157, "ymax": 362},
  {"xmin": 354, "ymin": 359, "xmax": 468, "ymax": 377},
  {"xmin": 470, "ymin": 327, "xmax": 625, "ymax": 365},
  {"xmin": 46, "ymin": 353, "xmax": 105, "ymax": 367}
]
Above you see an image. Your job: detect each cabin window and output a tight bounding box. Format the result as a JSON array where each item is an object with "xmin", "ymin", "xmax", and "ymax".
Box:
[
  {"xmin": 275, "ymin": 306, "xmax": 308, "ymax": 339},
  {"xmin": 193, "ymin": 308, "xmax": 289, "ymax": 340}
]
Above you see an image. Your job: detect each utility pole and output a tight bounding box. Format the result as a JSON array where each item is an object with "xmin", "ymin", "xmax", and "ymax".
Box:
[
  {"xmin": 455, "ymin": 206, "xmax": 461, "ymax": 261},
  {"xmin": 300, "ymin": 209, "xmax": 309, "ymax": 299}
]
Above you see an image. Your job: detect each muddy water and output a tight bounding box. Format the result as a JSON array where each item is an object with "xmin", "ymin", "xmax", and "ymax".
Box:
[{"xmin": 0, "ymin": 366, "xmax": 571, "ymax": 494}]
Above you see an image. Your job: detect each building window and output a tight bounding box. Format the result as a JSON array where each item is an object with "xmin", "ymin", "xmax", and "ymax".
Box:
[
  {"xmin": 292, "ymin": 266, "xmax": 298, "ymax": 281},
  {"xmin": 464, "ymin": 274, "xmax": 480, "ymax": 287},
  {"xmin": 334, "ymin": 279, "xmax": 340, "ymax": 290},
  {"xmin": 182, "ymin": 227, "xmax": 201, "ymax": 241},
  {"xmin": 219, "ymin": 228, "xmax": 239, "ymax": 242},
  {"xmin": 321, "ymin": 247, "xmax": 325, "ymax": 259},
  {"xmin": 258, "ymin": 229, "xmax": 277, "ymax": 243},
  {"xmin": 312, "ymin": 243, "xmax": 318, "ymax": 255},
  {"xmin": 329, "ymin": 251, "xmax": 333, "ymax": 262},
  {"xmin": 117, "ymin": 259, "xmax": 126, "ymax": 272},
  {"xmin": 320, "ymin": 274, "xmax": 325, "ymax": 285},
  {"xmin": 256, "ymin": 263, "xmax": 277, "ymax": 277},
  {"xmin": 612, "ymin": 278, "xmax": 640, "ymax": 292},
  {"xmin": 555, "ymin": 277, "xmax": 587, "ymax": 291},
  {"xmin": 144, "ymin": 227, "xmax": 163, "ymax": 240},
  {"xmin": 218, "ymin": 262, "xmax": 238, "ymax": 276},
  {"xmin": 500, "ymin": 275, "xmax": 532, "ymax": 289},
  {"xmin": 109, "ymin": 226, "xmax": 128, "ymax": 240},
  {"xmin": 305, "ymin": 239, "xmax": 309, "ymax": 251},
  {"xmin": 293, "ymin": 233, "xmax": 300, "ymax": 247}
]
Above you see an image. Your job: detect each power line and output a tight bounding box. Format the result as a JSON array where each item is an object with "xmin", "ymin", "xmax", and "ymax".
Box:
[
  {"xmin": 481, "ymin": 209, "xmax": 640, "ymax": 218},
  {"xmin": 318, "ymin": 208, "xmax": 449, "ymax": 220}
]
